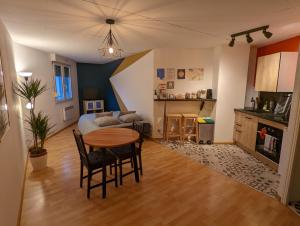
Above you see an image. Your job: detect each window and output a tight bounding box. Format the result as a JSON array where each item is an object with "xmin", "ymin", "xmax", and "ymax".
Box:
[{"xmin": 54, "ymin": 63, "xmax": 72, "ymax": 102}]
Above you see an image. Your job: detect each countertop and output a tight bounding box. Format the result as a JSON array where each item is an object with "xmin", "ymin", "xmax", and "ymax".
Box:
[{"xmin": 234, "ymin": 108, "xmax": 289, "ymax": 126}]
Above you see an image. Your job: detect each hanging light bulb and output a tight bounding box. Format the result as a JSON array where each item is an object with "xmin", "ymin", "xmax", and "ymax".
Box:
[
  {"xmin": 108, "ymin": 47, "xmax": 114, "ymax": 54},
  {"xmin": 25, "ymin": 102, "xmax": 34, "ymax": 110}
]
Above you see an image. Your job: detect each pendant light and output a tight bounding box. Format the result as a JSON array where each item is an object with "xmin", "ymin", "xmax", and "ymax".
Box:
[{"xmin": 99, "ymin": 19, "xmax": 123, "ymax": 58}]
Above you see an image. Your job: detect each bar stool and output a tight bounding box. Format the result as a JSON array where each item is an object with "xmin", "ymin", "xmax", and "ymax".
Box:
[
  {"xmin": 182, "ymin": 114, "xmax": 199, "ymax": 143},
  {"xmin": 165, "ymin": 114, "xmax": 182, "ymax": 142}
]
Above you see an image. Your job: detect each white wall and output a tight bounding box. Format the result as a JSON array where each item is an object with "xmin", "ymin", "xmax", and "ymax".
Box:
[
  {"xmin": 152, "ymin": 48, "xmax": 216, "ymax": 138},
  {"xmin": 214, "ymin": 44, "xmax": 250, "ymax": 142},
  {"xmin": 0, "ymin": 20, "xmax": 27, "ymax": 226},
  {"xmin": 13, "ymin": 43, "xmax": 80, "ymax": 146},
  {"xmin": 110, "ymin": 51, "xmax": 154, "ymax": 125}
]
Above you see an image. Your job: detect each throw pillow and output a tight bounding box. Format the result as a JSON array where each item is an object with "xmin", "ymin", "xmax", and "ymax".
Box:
[
  {"xmin": 118, "ymin": 111, "xmax": 136, "ymax": 117},
  {"xmin": 95, "ymin": 111, "xmax": 113, "ymax": 118},
  {"xmin": 119, "ymin": 113, "xmax": 142, "ymax": 123},
  {"xmin": 94, "ymin": 116, "xmax": 120, "ymax": 127}
]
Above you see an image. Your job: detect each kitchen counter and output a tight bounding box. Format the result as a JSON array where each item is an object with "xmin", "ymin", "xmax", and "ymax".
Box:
[{"xmin": 234, "ymin": 108, "xmax": 288, "ymax": 126}]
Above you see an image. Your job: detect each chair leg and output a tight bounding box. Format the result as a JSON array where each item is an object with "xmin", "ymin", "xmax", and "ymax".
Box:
[
  {"xmin": 80, "ymin": 161, "xmax": 83, "ymax": 188},
  {"xmin": 87, "ymin": 171, "xmax": 91, "ymax": 199},
  {"xmin": 138, "ymin": 152, "xmax": 143, "ymax": 175},
  {"xmin": 119, "ymin": 160, "xmax": 123, "ymax": 185},
  {"xmin": 102, "ymin": 163, "xmax": 107, "ymax": 199},
  {"xmin": 110, "ymin": 164, "xmax": 113, "ymax": 175},
  {"xmin": 114, "ymin": 161, "xmax": 118, "ymax": 188},
  {"xmin": 130, "ymin": 157, "xmax": 133, "ymax": 168}
]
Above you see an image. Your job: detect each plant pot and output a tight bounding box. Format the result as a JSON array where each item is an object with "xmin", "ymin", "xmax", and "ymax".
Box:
[{"xmin": 29, "ymin": 149, "xmax": 47, "ymax": 171}]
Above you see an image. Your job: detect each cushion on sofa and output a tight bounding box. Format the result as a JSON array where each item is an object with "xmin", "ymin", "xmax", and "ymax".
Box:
[
  {"xmin": 95, "ymin": 111, "xmax": 113, "ymax": 118},
  {"xmin": 119, "ymin": 113, "xmax": 142, "ymax": 123},
  {"xmin": 118, "ymin": 111, "xmax": 136, "ymax": 117},
  {"xmin": 94, "ymin": 116, "xmax": 120, "ymax": 127}
]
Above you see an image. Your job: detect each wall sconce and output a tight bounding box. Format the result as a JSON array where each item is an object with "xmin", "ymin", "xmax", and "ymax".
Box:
[
  {"xmin": 18, "ymin": 71, "xmax": 32, "ymax": 81},
  {"xmin": 228, "ymin": 25, "xmax": 272, "ymax": 47}
]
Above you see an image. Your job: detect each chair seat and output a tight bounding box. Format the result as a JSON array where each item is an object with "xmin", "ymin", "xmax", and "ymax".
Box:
[
  {"xmin": 88, "ymin": 150, "xmax": 116, "ymax": 169},
  {"xmin": 110, "ymin": 145, "xmax": 132, "ymax": 160}
]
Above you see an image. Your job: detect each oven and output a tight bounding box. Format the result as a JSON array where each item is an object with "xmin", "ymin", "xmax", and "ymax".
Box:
[{"xmin": 256, "ymin": 123, "xmax": 283, "ymax": 163}]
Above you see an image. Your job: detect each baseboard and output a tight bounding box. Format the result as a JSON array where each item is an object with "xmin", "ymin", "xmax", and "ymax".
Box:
[
  {"xmin": 213, "ymin": 141, "xmax": 234, "ymax": 144},
  {"xmin": 17, "ymin": 153, "xmax": 29, "ymax": 226}
]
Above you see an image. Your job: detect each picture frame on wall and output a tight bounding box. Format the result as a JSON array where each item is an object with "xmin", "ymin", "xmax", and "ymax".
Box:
[
  {"xmin": 177, "ymin": 69, "xmax": 185, "ymax": 79},
  {"xmin": 186, "ymin": 68, "xmax": 204, "ymax": 80},
  {"xmin": 167, "ymin": 81, "xmax": 174, "ymax": 89},
  {"xmin": 0, "ymin": 52, "xmax": 10, "ymax": 142},
  {"xmin": 156, "ymin": 68, "xmax": 165, "ymax": 80}
]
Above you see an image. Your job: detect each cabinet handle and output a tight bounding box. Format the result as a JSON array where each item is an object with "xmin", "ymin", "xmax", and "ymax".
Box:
[
  {"xmin": 235, "ymin": 129, "xmax": 242, "ymax": 133},
  {"xmin": 245, "ymin": 117, "xmax": 252, "ymax": 120},
  {"xmin": 236, "ymin": 123, "xmax": 242, "ymax": 126}
]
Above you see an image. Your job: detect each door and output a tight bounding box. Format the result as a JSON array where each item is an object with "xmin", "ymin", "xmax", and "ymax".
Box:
[
  {"xmin": 277, "ymin": 52, "xmax": 298, "ymax": 92},
  {"xmin": 255, "ymin": 53, "xmax": 281, "ymax": 92}
]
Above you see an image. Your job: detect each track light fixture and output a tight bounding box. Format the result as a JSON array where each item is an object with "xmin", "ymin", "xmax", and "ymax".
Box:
[
  {"xmin": 246, "ymin": 34, "xmax": 253, "ymax": 43},
  {"xmin": 228, "ymin": 25, "xmax": 272, "ymax": 47},
  {"xmin": 263, "ymin": 29, "xmax": 272, "ymax": 39},
  {"xmin": 229, "ymin": 37, "xmax": 235, "ymax": 47}
]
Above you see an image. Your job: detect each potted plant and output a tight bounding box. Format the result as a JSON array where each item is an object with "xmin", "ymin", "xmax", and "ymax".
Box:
[{"xmin": 14, "ymin": 78, "xmax": 54, "ymax": 171}]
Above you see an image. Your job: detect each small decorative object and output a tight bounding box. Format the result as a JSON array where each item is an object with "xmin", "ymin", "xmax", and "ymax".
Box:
[
  {"xmin": 186, "ymin": 68, "xmax": 204, "ymax": 80},
  {"xmin": 191, "ymin": 92, "xmax": 197, "ymax": 99},
  {"xmin": 185, "ymin": 92, "xmax": 191, "ymax": 99},
  {"xmin": 14, "ymin": 77, "xmax": 54, "ymax": 171},
  {"xmin": 154, "ymin": 90, "xmax": 158, "ymax": 100},
  {"xmin": 157, "ymin": 68, "xmax": 165, "ymax": 80},
  {"xmin": 200, "ymin": 89, "xmax": 207, "ymax": 99},
  {"xmin": 0, "ymin": 53, "xmax": 9, "ymax": 142},
  {"xmin": 206, "ymin": 89, "xmax": 213, "ymax": 99},
  {"xmin": 177, "ymin": 69, "xmax": 185, "ymax": 79},
  {"xmin": 166, "ymin": 68, "xmax": 176, "ymax": 80},
  {"xmin": 169, "ymin": 94, "xmax": 175, "ymax": 99},
  {"xmin": 167, "ymin": 81, "xmax": 174, "ymax": 89},
  {"xmin": 197, "ymin": 90, "xmax": 202, "ymax": 99},
  {"xmin": 176, "ymin": 94, "xmax": 185, "ymax": 99}
]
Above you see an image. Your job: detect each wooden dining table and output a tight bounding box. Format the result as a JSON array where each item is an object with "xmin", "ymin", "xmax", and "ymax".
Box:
[{"xmin": 83, "ymin": 128, "xmax": 140, "ymax": 182}]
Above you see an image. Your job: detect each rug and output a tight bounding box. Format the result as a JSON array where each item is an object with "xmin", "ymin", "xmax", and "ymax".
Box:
[{"xmin": 164, "ymin": 141, "xmax": 280, "ymax": 198}]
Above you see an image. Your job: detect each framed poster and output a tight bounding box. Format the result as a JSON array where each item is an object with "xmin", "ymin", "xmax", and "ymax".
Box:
[
  {"xmin": 186, "ymin": 68, "xmax": 204, "ymax": 80},
  {"xmin": 156, "ymin": 68, "xmax": 165, "ymax": 80},
  {"xmin": 177, "ymin": 69, "xmax": 185, "ymax": 79},
  {"xmin": 0, "ymin": 52, "xmax": 10, "ymax": 142},
  {"xmin": 167, "ymin": 81, "xmax": 174, "ymax": 89},
  {"xmin": 166, "ymin": 68, "xmax": 176, "ymax": 80}
]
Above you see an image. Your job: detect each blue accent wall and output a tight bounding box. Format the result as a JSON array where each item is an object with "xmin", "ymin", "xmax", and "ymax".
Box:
[{"xmin": 77, "ymin": 59, "xmax": 123, "ymax": 114}]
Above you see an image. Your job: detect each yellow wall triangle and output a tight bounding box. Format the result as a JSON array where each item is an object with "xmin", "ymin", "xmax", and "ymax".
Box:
[{"xmin": 112, "ymin": 50, "xmax": 152, "ymax": 76}]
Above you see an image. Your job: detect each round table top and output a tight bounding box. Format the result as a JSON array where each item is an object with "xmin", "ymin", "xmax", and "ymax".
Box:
[{"xmin": 83, "ymin": 128, "xmax": 140, "ymax": 148}]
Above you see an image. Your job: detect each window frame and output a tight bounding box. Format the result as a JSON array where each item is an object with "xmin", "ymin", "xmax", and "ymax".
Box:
[{"xmin": 53, "ymin": 62, "xmax": 73, "ymax": 103}]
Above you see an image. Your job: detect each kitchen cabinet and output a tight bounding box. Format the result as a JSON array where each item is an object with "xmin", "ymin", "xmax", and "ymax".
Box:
[
  {"xmin": 255, "ymin": 52, "xmax": 298, "ymax": 92},
  {"xmin": 234, "ymin": 112, "xmax": 257, "ymax": 153}
]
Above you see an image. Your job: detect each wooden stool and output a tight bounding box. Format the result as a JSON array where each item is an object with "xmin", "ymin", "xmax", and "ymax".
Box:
[
  {"xmin": 182, "ymin": 114, "xmax": 199, "ymax": 143},
  {"xmin": 165, "ymin": 114, "xmax": 182, "ymax": 142}
]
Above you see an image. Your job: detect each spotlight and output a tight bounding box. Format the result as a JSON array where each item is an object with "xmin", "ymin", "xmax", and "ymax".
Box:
[
  {"xmin": 246, "ymin": 34, "xmax": 253, "ymax": 43},
  {"xmin": 263, "ymin": 29, "xmax": 272, "ymax": 39},
  {"xmin": 228, "ymin": 37, "xmax": 235, "ymax": 47}
]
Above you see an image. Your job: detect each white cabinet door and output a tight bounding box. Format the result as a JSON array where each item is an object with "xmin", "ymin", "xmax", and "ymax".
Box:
[
  {"xmin": 255, "ymin": 53, "xmax": 281, "ymax": 92},
  {"xmin": 277, "ymin": 52, "xmax": 298, "ymax": 92}
]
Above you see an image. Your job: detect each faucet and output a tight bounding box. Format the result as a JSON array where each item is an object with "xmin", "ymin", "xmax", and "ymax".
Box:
[{"xmin": 251, "ymin": 97, "xmax": 256, "ymax": 111}]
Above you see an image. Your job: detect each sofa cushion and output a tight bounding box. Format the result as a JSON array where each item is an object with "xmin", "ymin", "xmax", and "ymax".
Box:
[
  {"xmin": 94, "ymin": 116, "xmax": 120, "ymax": 127},
  {"xmin": 95, "ymin": 111, "xmax": 113, "ymax": 118},
  {"xmin": 119, "ymin": 113, "xmax": 142, "ymax": 123}
]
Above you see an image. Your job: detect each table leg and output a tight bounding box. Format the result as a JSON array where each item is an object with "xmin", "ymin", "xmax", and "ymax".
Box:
[
  {"xmin": 131, "ymin": 143, "xmax": 140, "ymax": 183},
  {"xmin": 89, "ymin": 146, "xmax": 94, "ymax": 152}
]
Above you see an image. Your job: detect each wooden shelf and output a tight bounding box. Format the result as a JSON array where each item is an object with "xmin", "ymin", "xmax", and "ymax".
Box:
[{"xmin": 154, "ymin": 98, "xmax": 217, "ymax": 102}]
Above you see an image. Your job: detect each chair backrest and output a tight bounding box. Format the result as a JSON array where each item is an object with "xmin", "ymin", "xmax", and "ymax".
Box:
[
  {"xmin": 132, "ymin": 121, "xmax": 144, "ymax": 150},
  {"xmin": 73, "ymin": 129, "xmax": 90, "ymax": 166}
]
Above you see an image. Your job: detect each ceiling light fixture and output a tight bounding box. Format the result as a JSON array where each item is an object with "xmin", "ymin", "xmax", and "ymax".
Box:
[
  {"xmin": 99, "ymin": 19, "xmax": 123, "ymax": 58},
  {"xmin": 228, "ymin": 25, "xmax": 272, "ymax": 47},
  {"xmin": 263, "ymin": 29, "xmax": 273, "ymax": 39},
  {"xmin": 228, "ymin": 37, "xmax": 235, "ymax": 47},
  {"xmin": 246, "ymin": 34, "xmax": 253, "ymax": 43}
]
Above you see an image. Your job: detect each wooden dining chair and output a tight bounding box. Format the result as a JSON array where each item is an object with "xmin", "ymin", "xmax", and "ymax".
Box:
[
  {"xmin": 73, "ymin": 129, "xmax": 118, "ymax": 199},
  {"xmin": 108, "ymin": 121, "xmax": 144, "ymax": 185}
]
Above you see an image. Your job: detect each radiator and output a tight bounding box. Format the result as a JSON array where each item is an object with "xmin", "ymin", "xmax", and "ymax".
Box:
[{"xmin": 63, "ymin": 105, "xmax": 74, "ymax": 121}]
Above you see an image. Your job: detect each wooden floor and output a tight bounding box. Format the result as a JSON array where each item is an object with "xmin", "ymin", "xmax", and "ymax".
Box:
[{"xmin": 20, "ymin": 125, "xmax": 300, "ymax": 226}]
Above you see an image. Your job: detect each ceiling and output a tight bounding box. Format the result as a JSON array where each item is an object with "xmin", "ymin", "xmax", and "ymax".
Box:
[{"xmin": 1, "ymin": 0, "xmax": 300, "ymax": 63}]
